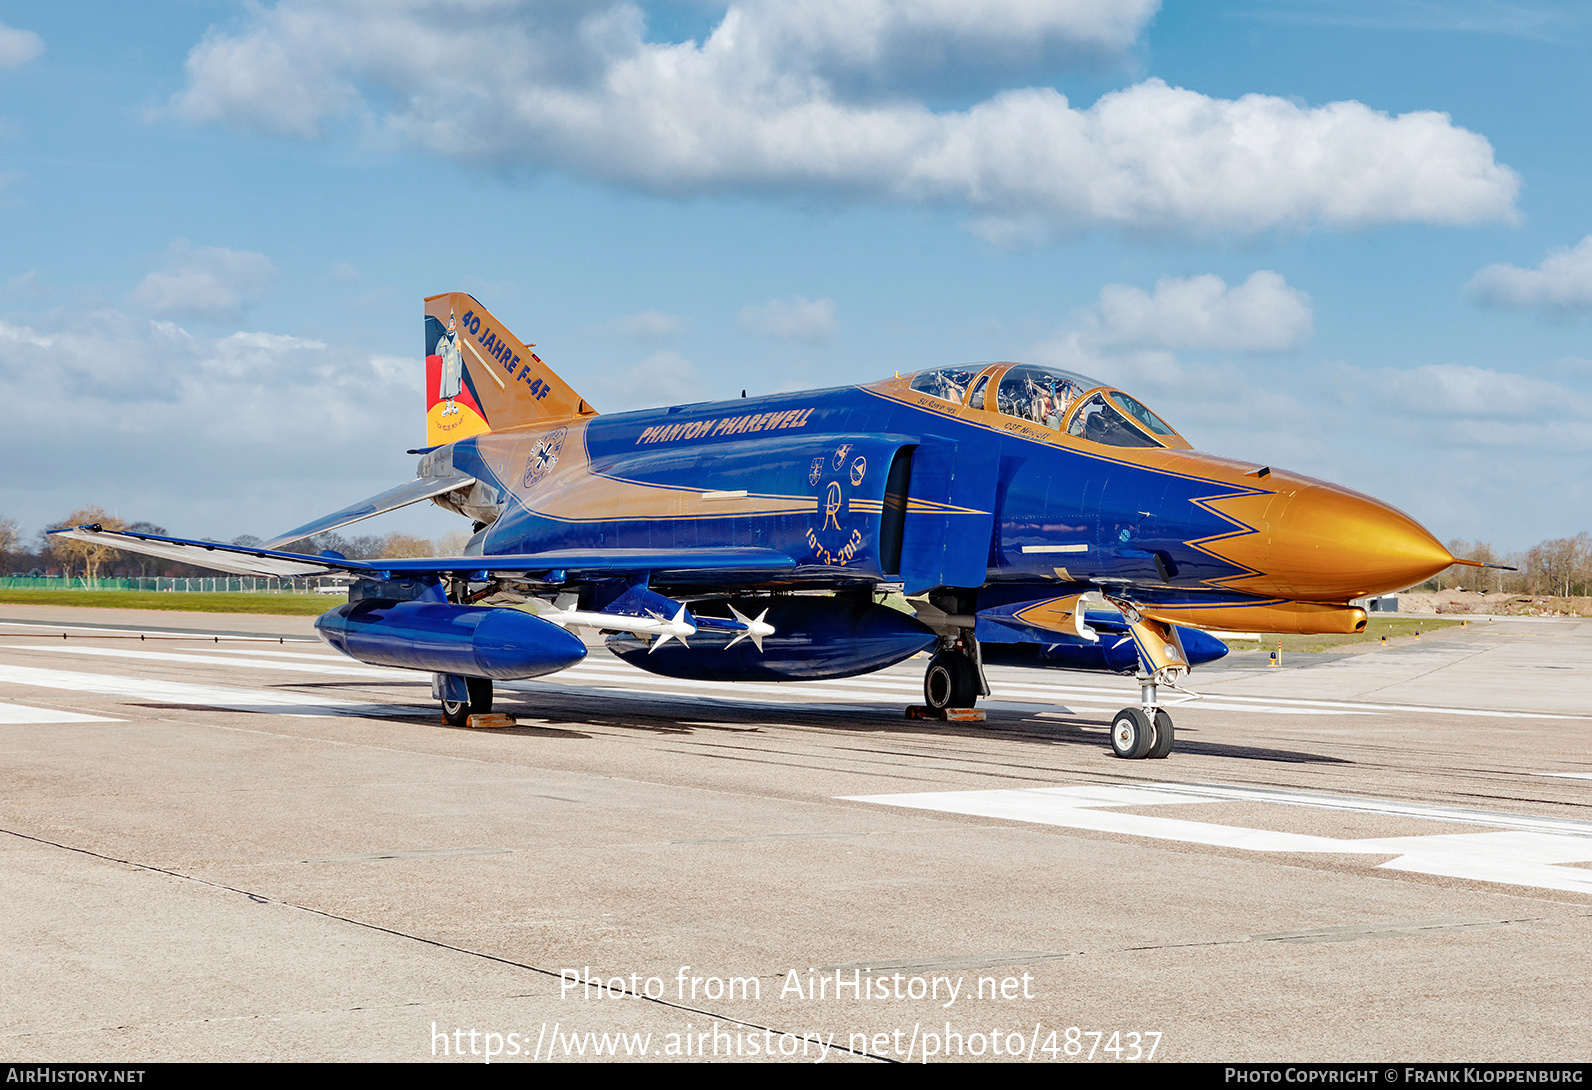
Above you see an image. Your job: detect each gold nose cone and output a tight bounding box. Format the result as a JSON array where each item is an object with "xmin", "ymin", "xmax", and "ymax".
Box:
[{"xmin": 1266, "ymin": 483, "xmax": 1453, "ymax": 600}]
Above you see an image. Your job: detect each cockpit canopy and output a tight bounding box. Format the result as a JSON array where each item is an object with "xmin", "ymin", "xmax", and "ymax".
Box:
[{"xmin": 907, "ymin": 363, "xmax": 1186, "ymax": 449}]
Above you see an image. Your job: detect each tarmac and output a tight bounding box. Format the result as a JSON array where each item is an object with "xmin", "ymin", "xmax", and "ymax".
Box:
[{"xmin": 1, "ymin": 604, "xmax": 1589, "ymax": 1063}]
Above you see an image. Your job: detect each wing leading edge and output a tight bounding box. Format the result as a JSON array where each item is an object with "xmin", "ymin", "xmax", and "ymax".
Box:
[{"xmin": 47, "ymin": 526, "xmax": 796, "ymax": 582}]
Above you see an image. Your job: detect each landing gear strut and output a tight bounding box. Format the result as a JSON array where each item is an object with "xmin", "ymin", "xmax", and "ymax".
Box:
[
  {"xmin": 436, "ymin": 674, "xmax": 493, "ymax": 726},
  {"xmin": 1105, "ymin": 603, "xmax": 1188, "ymax": 760}
]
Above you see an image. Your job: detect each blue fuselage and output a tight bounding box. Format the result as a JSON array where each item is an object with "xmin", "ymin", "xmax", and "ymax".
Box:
[{"xmin": 442, "ymin": 382, "xmax": 1266, "ymax": 599}]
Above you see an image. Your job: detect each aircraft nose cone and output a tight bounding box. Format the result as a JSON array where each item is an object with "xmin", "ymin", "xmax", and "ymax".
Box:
[{"xmin": 1268, "ymin": 483, "xmax": 1453, "ymax": 600}]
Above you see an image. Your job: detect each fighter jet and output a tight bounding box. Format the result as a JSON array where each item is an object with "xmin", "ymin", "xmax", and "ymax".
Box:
[{"xmin": 54, "ymin": 293, "xmax": 1468, "ymax": 759}]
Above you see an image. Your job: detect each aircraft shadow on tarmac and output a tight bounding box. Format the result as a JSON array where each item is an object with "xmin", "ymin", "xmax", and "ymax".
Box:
[
  {"xmin": 482, "ymin": 684, "xmax": 1354, "ymax": 766},
  {"xmin": 124, "ymin": 678, "xmax": 1352, "ymax": 764}
]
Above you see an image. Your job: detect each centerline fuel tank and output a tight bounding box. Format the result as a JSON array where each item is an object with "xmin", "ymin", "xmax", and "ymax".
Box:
[{"xmin": 607, "ymin": 595, "xmax": 936, "ymax": 682}]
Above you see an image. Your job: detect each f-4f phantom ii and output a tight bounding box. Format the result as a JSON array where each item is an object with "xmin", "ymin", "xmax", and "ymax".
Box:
[{"xmin": 57, "ymin": 293, "xmax": 1472, "ymax": 759}]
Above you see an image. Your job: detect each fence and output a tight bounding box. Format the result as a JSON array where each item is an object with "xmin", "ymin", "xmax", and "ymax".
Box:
[{"xmin": 0, "ymin": 575, "xmax": 348, "ymax": 594}]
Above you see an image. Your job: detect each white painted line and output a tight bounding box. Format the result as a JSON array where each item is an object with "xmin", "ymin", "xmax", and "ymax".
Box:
[
  {"xmin": 209, "ymin": 647, "xmax": 351, "ymax": 662},
  {"xmin": 844, "ymin": 782, "xmax": 1592, "ymax": 895},
  {"xmin": 2, "ymin": 644, "xmax": 409, "ymax": 680},
  {"xmin": 1534, "ymin": 772, "xmax": 1592, "ymax": 780},
  {"xmin": 0, "ymin": 620, "xmax": 316, "ymax": 642},
  {"xmin": 1021, "ymin": 544, "xmax": 1089, "ymax": 553},
  {"xmin": 0, "ymin": 664, "xmax": 418, "ymax": 720},
  {"xmin": 0, "ymin": 701, "xmax": 122, "ymax": 724}
]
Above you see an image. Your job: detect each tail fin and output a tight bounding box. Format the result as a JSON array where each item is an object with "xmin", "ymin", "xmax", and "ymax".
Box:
[{"xmin": 424, "ymin": 292, "xmax": 596, "ymax": 446}]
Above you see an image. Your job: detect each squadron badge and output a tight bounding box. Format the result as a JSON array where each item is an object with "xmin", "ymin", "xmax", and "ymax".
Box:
[{"xmin": 523, "ymin": 427, "xmax": 567, "ymax": 487}]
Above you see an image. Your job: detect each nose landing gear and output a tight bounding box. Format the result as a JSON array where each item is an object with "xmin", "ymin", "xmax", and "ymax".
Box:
[
  {"xmin": 1106, "ymin": 605, "xmax": 1190, "ymax": 760},
  {"xmin": 1111, "ymin": 681, "xmax": 1176, "ymax": 760}
]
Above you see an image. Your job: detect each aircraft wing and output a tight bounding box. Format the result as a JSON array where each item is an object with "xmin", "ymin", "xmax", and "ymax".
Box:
[
  {"xmin": 261, "ymin": 475, "xmax": 476, "ymax": 549},
  {"xmin": 48, "ymin": 526, "xmax": 796, "ymax": 582}
]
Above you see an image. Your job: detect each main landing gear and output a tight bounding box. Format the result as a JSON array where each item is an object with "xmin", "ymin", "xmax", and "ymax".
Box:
[
  {"xmin": 924, "ymin": 650, "xmax": 980, "ymax": 710},
  {"xmin": 436, "ymin": 674, "xmax": 493, "ymax": 726},
  {"xmin": 921, "ymin": 632, "xmax": 990, "ymax": 714}
]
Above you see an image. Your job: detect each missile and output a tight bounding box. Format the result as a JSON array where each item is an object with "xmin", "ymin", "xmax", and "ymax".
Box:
[
  {"xmin": 538, "ymin": 601, "xmax": 777, "ymax": 652},
  {"xmin": 537, "ymin": 603, "xmax": 697, "ymax": 651}
]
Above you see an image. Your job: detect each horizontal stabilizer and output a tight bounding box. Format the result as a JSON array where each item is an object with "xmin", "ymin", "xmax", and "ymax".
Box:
[
  {"xmin": 263, "ymin": 475, "xmax": 475, "ymax": 550},
  {"xmin": 48, "ymin": 526, "xmax": 796, "ymax": 582}
]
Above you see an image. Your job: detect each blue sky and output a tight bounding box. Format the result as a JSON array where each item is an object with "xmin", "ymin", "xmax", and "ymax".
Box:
[{"xmin": 2, "ymin": 1, "xmax": 1589, "ymax": 552}]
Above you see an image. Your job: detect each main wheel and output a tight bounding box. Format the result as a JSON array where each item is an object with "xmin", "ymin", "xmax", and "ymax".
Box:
[
  {"xmin": 924, "ymin": 652, "xmax": 979, "ymax": 710},
  {"xmin": 1110, "ymin": 707, "xmax": 1153, "ymax": 759},
  {"xmin": 1147, "ymin": 709, "xmax": 1174, "ymax": 759},
  {"xmin": 442, "ymin": 678, "xmax": 494, "ymax": 726}
]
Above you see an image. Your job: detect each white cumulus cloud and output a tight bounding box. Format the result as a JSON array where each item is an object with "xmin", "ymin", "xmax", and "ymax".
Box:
[
  {"xmin": 0, "ymin": 22, "xmax": 43, "ymax": 69},
  {"xmin": 0, "ymin": 304, "xmax": 430, "ymax": 535},
  {"xmin": 737, "ymin": 296, "xmax": 838, "ymax": 344},
  {"xmin": 167, "ymin": 1, "xmax": 1519, "ymax": 236},
  {"xmin": 1467, "ymin": 235, "xmax": 1592, "ymax": 314},
  {"xmin": 1094, "ymin": 271, "xmax": 1313, "ymax": 352},
  {"xmin": 131, "ymin": 240, "xmax": 277, "ymax": 320},
  {"xmin": 590, "ymin": 350, "xmax": 706, "ymax": 411},
  {"xmin": 587, "ymin": 308, "xmax": 691, "ymax": 341}
]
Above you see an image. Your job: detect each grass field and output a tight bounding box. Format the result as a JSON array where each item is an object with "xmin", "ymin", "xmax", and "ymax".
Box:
[
  {"xmin": 0, "ymin": 589, "xmax": 334, "ymax": 616},
  {"xmin": 1221, "ymin": 615, "xmax": 1468, "ymax": 654}
]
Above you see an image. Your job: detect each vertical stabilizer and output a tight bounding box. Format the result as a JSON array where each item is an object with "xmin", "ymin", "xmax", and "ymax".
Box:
[{"xmin": 424, "ymin": 292, "xmax": 596, "ymax": 446}]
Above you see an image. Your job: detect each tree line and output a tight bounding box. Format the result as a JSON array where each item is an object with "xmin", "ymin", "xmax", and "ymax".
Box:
[
  {"xmin": 1425, "ymin": 534, "xmax": 1592, "ymax": 597},
  {"xmin": 0, "ymin": 506, "xmax": 471, "ymax": 581}
]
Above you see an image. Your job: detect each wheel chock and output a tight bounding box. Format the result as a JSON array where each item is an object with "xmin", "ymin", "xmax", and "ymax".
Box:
[
  {"xmin": 465, "ymin": 713, "xmax": 518, "ymax": 729},
  {"xmin": 905, "ymin": 705, "xmax": 986, "ymax": 722}
]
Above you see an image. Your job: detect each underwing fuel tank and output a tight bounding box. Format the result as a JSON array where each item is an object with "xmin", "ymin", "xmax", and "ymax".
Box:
[
  {"xmin": 608, "ymin": 596, "xmax": 936, "ymax": 682},
  {"xmin": 316, "ymin": 600, "xmax": 587, "ymax": 679}
]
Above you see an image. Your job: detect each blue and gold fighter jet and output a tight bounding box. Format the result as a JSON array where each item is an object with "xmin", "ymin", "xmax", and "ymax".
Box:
[{"xmin": 55, "ymin": 293, "xmax": 1468, "ymax": 759}]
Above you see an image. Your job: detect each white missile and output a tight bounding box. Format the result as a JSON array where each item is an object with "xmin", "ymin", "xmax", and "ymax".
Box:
[
  {"xmin": 724, "ymin": 605, "xmax": 775, "ymax": 651},
  {"xmin": 536, "ymin": 600, "xmax": 776, "ymax": 653},
  {"xmin": 537, "ymin": 604, "xmax": 697, "ymax": 651}
]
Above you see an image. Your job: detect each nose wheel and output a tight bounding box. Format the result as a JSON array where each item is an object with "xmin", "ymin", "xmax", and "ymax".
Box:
[{"xmin": 1110, "ymin": 674, "xmax": 1177, "ymax": 759}]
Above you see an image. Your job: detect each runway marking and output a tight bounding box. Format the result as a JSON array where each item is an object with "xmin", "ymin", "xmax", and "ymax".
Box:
[
  {"xmin": 844, "ymin": 782, "xmax": 1592, "ymax": 896},
  {"xmin": 0, "ymin": 620, "xmax": 318, "ymax": 642},
  {"xmin": 1536, "ymin": 772, "xmax": 1592, "ymax": 780},
  {"xmin": 2, "ymin": 644, "xmax": 406, "ymax": 680},
  {"xmin": 0, "ymin": 664, "xmax": 419, "ymax": 720},
  {"xmin": 1, "ymin": 645, "xmax": 1581, "ymax": 721},
  {"xmin": 210, "ymin": 648, "xmax": 351, "ymax": 662},
  {"xmin": 0, "ymin": 701, "xmax": 122, "ymax": 724}
]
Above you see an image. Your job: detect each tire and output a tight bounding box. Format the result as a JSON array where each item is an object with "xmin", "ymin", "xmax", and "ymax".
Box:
[
  {"xmin": 924, "ymin": 652, "xmax": 979, "ymax": 710},
  {"xmin": 442, "ymin": 677, "xmax": 494, "ymax": 726},
  {"xmin": 1147, "ymin": 709, "xmax": 1174, "ymax": 759},
  {"xmin": 1110, "ymin": 707, "xmax": 1153, "ymax": 759},
  {"xmin": 466, "ymin": 676, "xmax": 494, "ymax": 715}
]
